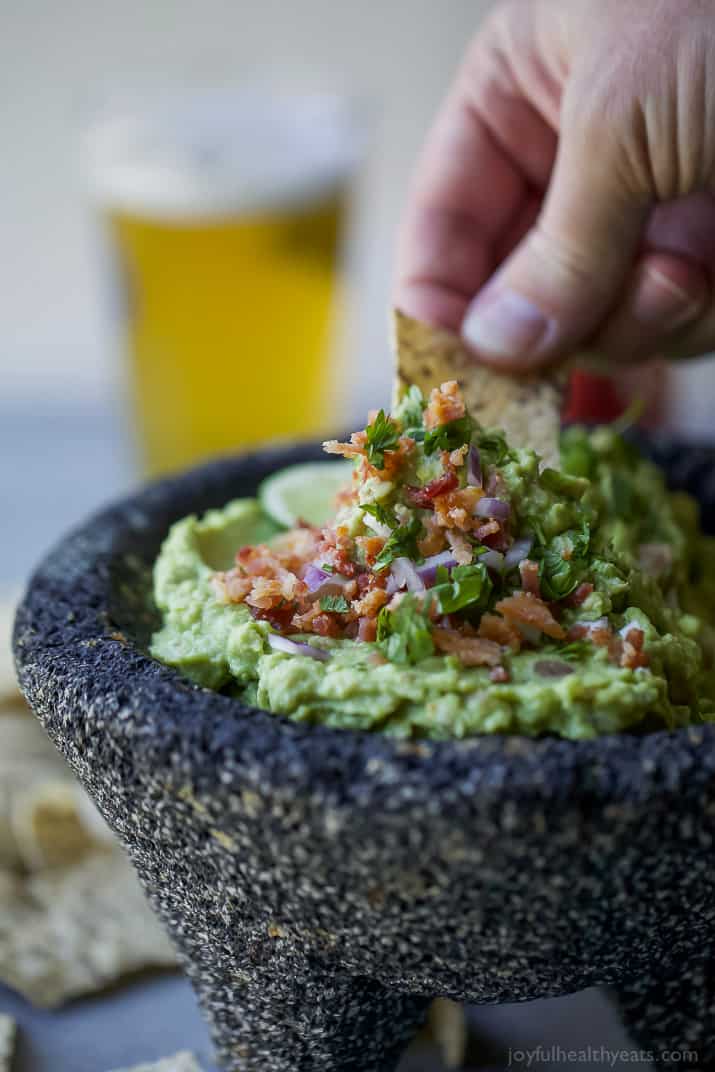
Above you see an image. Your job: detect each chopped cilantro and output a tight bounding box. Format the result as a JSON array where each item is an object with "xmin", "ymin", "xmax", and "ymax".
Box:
[
  {"xmin": 365, "ymin": 409, "xmax": 400, "ymax": 468},
  {"xmin": 432, "ymin": 562, "xmax": 492, "ymax": 615},
  {"xmin": 423, "ymin": 415, "xmax": 475, "ymax": 455},
  {"xmin": 360, "ymin": 502, "xmax": 396, "ymax": 528},
  {"xmin": 320, "ymin": 594, "xmax": 350, "ymax": 613},
  {"xmin": 538, "ymin": 525, "xmax": 591, "ymax": 601},
  {"xmin": 476, "ymin": 430, "xmax": 510, "ymax": 467},
  {"xmin": 376, "ymin": 594, "xmax": 434, "ymax": 665},
  {"xmin": 558, "ymin": 640, "xmax": 593, "ymax": 661},
  {"xmin": 373, "ymin": 516, "xmax": 423, "ymax": 572},
  {"xmin": 320, "ymin": 563, "xmax": 335, "ymax": 573},
  {"xmin": 397, "ymin": 385, "xmax": 427, "ymax": 440}
]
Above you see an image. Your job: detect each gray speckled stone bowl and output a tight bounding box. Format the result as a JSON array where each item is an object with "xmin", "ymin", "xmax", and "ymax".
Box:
[{"xmin": 13, "ymin": 441, "xmax": 715, "ymax": 1072}]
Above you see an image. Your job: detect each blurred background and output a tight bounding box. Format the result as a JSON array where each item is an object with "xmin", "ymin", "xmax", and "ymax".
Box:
[{"xmin": 3, "ymin": 0, "xmax": 715, "ymax": 592}]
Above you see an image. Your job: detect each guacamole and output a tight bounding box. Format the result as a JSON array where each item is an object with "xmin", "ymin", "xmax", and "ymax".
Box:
[{"xmin": 151, "ymin": 382, "xmax": 715, "ymax": 739}]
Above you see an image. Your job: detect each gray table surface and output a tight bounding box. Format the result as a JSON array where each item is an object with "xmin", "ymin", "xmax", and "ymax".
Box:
[{"xmin": 1, "ymin": 973, "xmax": 641, "ymax": 1072}]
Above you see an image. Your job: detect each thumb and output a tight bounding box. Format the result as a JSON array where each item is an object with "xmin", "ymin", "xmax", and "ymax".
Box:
[{"xmin": 461, "ymin": 92, "xmax": 650, "ymax": 370}]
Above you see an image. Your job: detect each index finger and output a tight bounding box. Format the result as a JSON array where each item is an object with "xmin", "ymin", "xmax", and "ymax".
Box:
[{"xmin": 393, "ymin": 27, "xmax": 558, "ymax": 331}]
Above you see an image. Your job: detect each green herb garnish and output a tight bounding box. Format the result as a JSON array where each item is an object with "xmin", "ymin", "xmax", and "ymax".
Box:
[
  {"xmin": 397, "ymin": 385, "xmax": 427, "ymax": 441},
  {"xmin": 432, "ymin": 562, "xmax": 492, "ymax": 615},
  {"xmin": 476, "ymin": 430, "xmax": 510, "ymax": 467},
  {"xmin": 360, "ymin": 502, "xmax": 397, "ymax": 528},
  {"xmin": 320, "ymin": 563, "xmax": 335, "ymax": 573},
  {"xmin": 373, "ymin": 516, "xmax": 423, "ymax": 572},
  {"xmin": 558, "ymin": 640, "xmax": 593, "ymax": 661},
  {"xmin": 376, "ymin": 594, "xmax": 434, "ymax": 665},
  {"xmin": 365, "ymin": 409, "xmax": 400, "ymax": 468},
  {"xmin": 423, "ymin": 416, "xmax": 475, "ymax": 455},
  {"xmin": 320, "ymin": 595, "xmax": 350, "ymax": 613}
]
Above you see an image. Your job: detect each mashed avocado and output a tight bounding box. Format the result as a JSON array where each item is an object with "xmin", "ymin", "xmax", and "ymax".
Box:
[{"xmin": 151, "ymin": 387, "xmax": 715, "ymax": 740}]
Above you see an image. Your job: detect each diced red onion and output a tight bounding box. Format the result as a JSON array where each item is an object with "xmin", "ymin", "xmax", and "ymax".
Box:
[
  {"xmin": 388, "ymin": 557, "xmax": 426, "ymax": 594},
  {"xmin": 304, "ymin": 565, "xmax": 351, "ymax": 599},
  {"xmin": 415, "ymin": 551, "xmax": 458, "ymax": 586},
  {"xmin": 534, "ymin": 659, "xmax": 574, "ymax": 678},
  {"xmin": 503, "ymin": 536, "xmax": 533, "ymax": 570},
  {"xmin": 477, "ymin": 548, "xmax": 505, "ymax": 572},
  {"xmin": 268, "ymin": 634, "xmax": 330, "ymax": 661},
  {"xmin": 474, "ymin": 497, "xmax": 510, "ymax": 521},
  {"xmin": 467, "ymin": 445, "xmax": 482, "ymax": 487}
]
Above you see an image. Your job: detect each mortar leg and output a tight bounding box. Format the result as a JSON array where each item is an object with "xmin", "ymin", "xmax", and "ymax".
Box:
[
  {"xmin": 613, "ymin": 957, "xmax": 715, "ymax": 1071},
  {"xmin": 187, "ymin": 952, "xmax": 430, "ymax": 1072}
]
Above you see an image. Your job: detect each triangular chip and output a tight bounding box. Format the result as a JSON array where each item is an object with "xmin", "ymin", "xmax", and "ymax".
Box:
[
  {"xmin": 0, "ymin": 850, "xmax": 176, "ymax": 1007},
  {"xmin": 392, "ymin": 309, "xmax": 564, "ymax": 468}
]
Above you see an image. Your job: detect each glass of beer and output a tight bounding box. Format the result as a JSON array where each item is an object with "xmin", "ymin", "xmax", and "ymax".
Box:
[{"xmin": 87, "ymin": 90, "xmax": 361, "ymax": 476}]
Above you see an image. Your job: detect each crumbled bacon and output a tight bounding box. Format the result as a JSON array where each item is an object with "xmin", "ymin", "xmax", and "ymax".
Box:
[
  {"xmin": 564, "ymin": 582, "xmax": 594, "ymax": 608},
  {"xmin": 495, "ymin": 592, "xmax": 566, "ymax": 640},
  {"xmin": 418, "ymin": 515, "xmax": 448, "ymax": 556},
  {"xmin": 212, "ymin": 572, "xmax": 252, "ymax": 603},
  {"xmin": 519, "ymin": 559, "xmax": 541, "ymax": 597},
  {"xmin": 478, "ymin": 612, "xmax": 521, "ymax": 651},
  {"xmin": 245, "ymin": 573, "xmax": 305, "ymax": 610},
  {"xmin": 355, "ymin": 535, "xmax": 386, "ymax": 567},
  {"xmin": 324, "ymin": 430, "xmax": 414, "ymax": 481},
  {"xmin": 432, "ymin": 628, "xmax": 502, "ymax": 666},
  {"xmin": 358, "ymin": 617, "xmax": 378, "ymax": 643},
  {"xmin": 620, "ymin": 626, "xmax": 649, "ymax": 669},
  {"xmin": 424, "ymin": 381, "xmax": 465, "ymax": 430},
  {"xmin": 309, "ymin": 613, "xmax": 343, "ymax": 638},
  {"xmin": 351, "ymin": 587, "xmax": 389, "ymax": 619},
  {"xmin": 446, "ymin": 528, "xmax": 473, "ymax": 566},
  {"xmin": 323, "ymin": 430, "xmax": 368, "ymax": 460},
  {"xmin": 250, "ymin": 603, "xmax": 296, "ymax": 632},
  {"xmin": 433, "ymin": 486, "xmax": 483, "ymax": 530},
  {"xmin": 447, "ymin": 444, "xmax": 469, "ymax": 468},
  {"xmin": 406, "ymin": 470, "xmax": 459, "ymax": 508}
]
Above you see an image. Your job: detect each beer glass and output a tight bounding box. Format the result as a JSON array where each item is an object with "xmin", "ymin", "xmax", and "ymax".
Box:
[{"xmin": 87, "ymin": 90, "xmax": 360, "ymax": 476}]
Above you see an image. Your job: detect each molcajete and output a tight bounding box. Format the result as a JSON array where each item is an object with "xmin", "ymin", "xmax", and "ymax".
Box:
[{"xmin": 13, "ymin": 439, "xmax": 715, "ymax": 1072}]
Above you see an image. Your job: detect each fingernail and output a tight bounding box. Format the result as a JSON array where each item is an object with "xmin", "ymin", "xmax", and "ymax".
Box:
[
  {"xmin": 633, "ymin": 267, "xmax": 702, "ymax": 330},
  {"xmin": 462, "ymin": 289, "xmax": 555, "ymax": 361}
]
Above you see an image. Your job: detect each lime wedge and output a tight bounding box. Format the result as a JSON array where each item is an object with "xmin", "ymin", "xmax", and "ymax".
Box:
[{"xmin": 258, "ymin": 460, "xmax": 353, "ymax": 529}]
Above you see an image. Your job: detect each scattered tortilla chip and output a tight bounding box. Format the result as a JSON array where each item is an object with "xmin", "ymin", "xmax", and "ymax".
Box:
[
  {"xmin": 0, "ymin": 1015, "xmax": 15, "ymax": 1072},
  {"xmin": 392, "ymin": 309, "xmax": 564, "ymax": 468},
  {"xmin": 425, "ymin": 998, "xmax": 468, "ymax": 1069},
  {"xmin": 0, "ymin": 597, "xmax": 21, "ymax": 708},
  {"xmin": 108, "ymin": 1053, "xmax": 203, "ymax": 1072},
  {"xmin": 0, "ymin": 848, "xmax": 176, "ymax": 1007},
  {"xmin": 0, "ymin": 714, "xmax": 111, "ymax": 872}
]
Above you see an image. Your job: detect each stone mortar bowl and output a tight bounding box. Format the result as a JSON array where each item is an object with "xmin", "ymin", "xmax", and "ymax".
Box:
[{"xmin": 13, "ymin": 439, "xmax": 715, "ymax": 1072}]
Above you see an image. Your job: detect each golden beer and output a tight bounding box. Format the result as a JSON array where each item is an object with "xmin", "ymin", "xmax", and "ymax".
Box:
[{"xmin": 88, "ymin": 92, "xmax": 358, "ymax": 476}]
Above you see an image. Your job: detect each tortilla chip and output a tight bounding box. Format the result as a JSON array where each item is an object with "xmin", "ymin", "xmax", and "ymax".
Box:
[
  {"xmin": 0, "ymin": 714, "xmax": 112, "ymax": 872},
  {"xmin": 392, "ymin": 309, "xmax": 564, "ymax": 468},
  {"xmin": 425, "ymin": 998, "xmax": 467, "ymax": 1069},
  {"xmin": 0, "ymin": 1015, "xmax": 15, "ymax": 1072},
  {"xmin": 0, "ymin": 850, "xmax": 176, "ymax": 1007},
  {"xmin": 108, "ymin": 1054, "xmax": 203, "ymax": 1072}
]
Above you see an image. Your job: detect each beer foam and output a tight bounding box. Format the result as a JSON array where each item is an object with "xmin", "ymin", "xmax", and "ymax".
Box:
[{"xmin": 85, "ymin": 90, "xmax": 361, "ymax": 219}]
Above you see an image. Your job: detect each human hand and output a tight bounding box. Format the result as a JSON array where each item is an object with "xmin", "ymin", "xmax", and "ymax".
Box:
[{"xmin": 395, "ymin": 0, "xmax": 715, "ymax": 372}]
